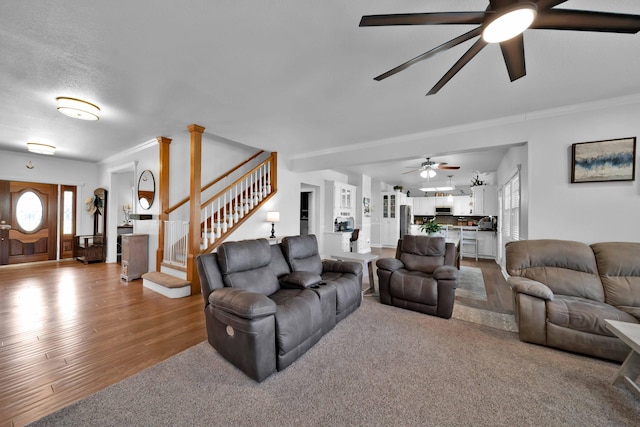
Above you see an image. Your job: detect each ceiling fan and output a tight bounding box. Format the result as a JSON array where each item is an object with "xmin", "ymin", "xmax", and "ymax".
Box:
[
  {"xmin": 404, "ymin": 157, "xmax": 460, "ymax": 178},
  {"xmin": 359, "ymin": 0, "xmax": 640, "ymax": 95}
]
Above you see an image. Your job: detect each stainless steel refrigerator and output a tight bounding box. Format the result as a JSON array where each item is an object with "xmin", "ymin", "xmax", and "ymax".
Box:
[{"xmin": 399, "ymin": 205, "xmax": 412, "ymax": 239}]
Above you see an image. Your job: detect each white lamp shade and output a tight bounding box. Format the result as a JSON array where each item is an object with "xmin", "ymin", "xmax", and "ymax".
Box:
[
  {"xmin": 419, "ymin": 168, "xmax": 437, "ymax": 178},
  {"xmin": 266, "ymin": 211, "xmax": 280, "ymax": 222},
  {"xmin": 56, "ymin": 97, "xmax": 100, "ymax": 121},
  {"xmin": 27, "ymin": 142, "xmax": 56, "ymax": 155}
]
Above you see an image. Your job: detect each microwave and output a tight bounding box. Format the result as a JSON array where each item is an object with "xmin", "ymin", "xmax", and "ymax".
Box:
[{"xmin": 435, "ymin": 206, "xmax": 453, "ymax": 215}]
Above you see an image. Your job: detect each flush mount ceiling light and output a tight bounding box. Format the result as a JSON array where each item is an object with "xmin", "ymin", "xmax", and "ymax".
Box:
[
  {"xmin": 56, "ymin": 97, "xmax": 100, "ymax": 121},
  {"xmin": 482, "ymin": 2, "xmax": 537, "ymax": 43},
  {"xmin": 27, "ymin": 142, "xmax": 56, "ymax": 155}
]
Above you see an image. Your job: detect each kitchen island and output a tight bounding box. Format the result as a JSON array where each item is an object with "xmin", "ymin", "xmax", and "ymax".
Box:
[{"xmin": 409, "ymin": 224, "xmax": 497, "ymax": 259}]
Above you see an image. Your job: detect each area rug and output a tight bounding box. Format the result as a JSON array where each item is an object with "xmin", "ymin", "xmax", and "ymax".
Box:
[
  {"xmin": 456, "ymin": 266, "xmax": 487, "ymax": 300},
  {"xmin": 453, "ymin": 266, "xmax": 518, "ymax": 332},
  {"xmin": 29, "ymin": 299, "xmax": 639, "ymax": 426}
]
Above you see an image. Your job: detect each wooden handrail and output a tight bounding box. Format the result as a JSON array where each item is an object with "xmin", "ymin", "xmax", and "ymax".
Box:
[
  {"xmin": 201, "ymin": 153, "xmax": 274, "ymax": 209},
  {"xmin": 165, "ymin": 150, "xmax": 265, "ymax": 215}
]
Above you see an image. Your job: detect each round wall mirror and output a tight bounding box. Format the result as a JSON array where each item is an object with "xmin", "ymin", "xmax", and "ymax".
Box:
[{"xmin": 138, "ymin": 170, "xmax": 155, "ymax": 210}]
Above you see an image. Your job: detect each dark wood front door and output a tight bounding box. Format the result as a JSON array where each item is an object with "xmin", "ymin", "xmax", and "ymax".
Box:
[{"xmin": 6, "ymin": 181, "xmax": 58, "ymax": 264}]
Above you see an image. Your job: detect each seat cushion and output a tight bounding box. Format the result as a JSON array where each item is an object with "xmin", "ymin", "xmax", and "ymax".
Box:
[
  {"xmin": 270, "ymin": 289, "xmax": 322, "ymax": 355},
  {"xmin": 321, "ymin": 271, "xmax": 361, "ymax": 316},
  {"xmin": 546, "ymin": 295, "xmax": 638, "ymax": 336},
  {"xmin": 389, "ymin": 270, "xmax": 438, "ymax": 306}
]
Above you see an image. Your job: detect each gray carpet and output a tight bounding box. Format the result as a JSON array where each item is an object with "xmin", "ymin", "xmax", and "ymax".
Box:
[{"xmin": 30, "ymin": 299, "xmax": 639, "ymax": 426}]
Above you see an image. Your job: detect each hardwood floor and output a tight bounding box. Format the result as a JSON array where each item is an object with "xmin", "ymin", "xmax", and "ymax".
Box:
[
  {"xmin": 0, "ymin": 261, "xmax": 206, "ymax": 427},
  {"xmin": 1, "ymin": 251, "xmax": 510, "ymax": 427}
]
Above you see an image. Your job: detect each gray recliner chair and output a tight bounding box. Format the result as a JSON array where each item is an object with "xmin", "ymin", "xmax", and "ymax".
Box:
[{"xmin": 376, "ymin": 235, "xmax": 458, "ymax": 319}]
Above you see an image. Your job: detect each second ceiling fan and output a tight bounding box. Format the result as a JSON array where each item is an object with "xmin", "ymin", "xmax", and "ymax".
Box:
[
  {"xmin": 359, "ymin": 0, "xmax": 640, "ymax": 95},
  {"xmin": 404, "ymin": 157, "xmax": 460, "ymax": 178}
]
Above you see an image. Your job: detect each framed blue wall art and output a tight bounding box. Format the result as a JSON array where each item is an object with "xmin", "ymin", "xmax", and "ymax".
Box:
[{"xmin": 571, "ymin": 137, "xmax": 636, "ymax": 183}]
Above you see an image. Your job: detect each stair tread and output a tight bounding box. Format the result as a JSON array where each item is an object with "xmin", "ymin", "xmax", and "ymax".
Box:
[{"xmin": 142, "ymin": 271, "xmax": 190, "ymax": 288}]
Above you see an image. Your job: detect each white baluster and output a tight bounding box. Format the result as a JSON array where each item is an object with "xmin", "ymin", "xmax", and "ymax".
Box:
[
  {"xmin": 266, "ymin": 161, "xmax": 271, "ymax": 194},
  {"xmin": 233, "ymin": 186, "xmax": 239, "ymax": 222},
  {"xmin": 216, "ymin": 199, "xmax": 221, "ymax": 238},
  {"xmin": 228, "ymin": 190, "xmax": 234, "ymax": 227},
  {"xmin": 261, "ymin": 164, "xmax": 267, "ymax": 198},
  {"xmin": 249, "ymin": 174, "xmax": 255, "ymax": 210},
  {"xmin": 222, "ymin": 193, "xmax": 228, "ymax": 233}
]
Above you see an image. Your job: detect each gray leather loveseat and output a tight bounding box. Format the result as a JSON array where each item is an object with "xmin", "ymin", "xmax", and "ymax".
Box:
[
  {"xmin": 196, "ymin": 234, "xmax": 362, "ymax": 381},
  {"xmin": 506, "ymin": 239, "xmax": 640, "ymax": 362}
]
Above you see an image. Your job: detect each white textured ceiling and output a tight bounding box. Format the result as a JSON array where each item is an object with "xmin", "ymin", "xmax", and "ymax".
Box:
[{"xmin": 1, "ymin": 1, "xmax": 639, "ymax": 189}]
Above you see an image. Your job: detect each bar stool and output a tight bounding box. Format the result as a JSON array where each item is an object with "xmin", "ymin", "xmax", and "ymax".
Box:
[
  {"xmin": 460, "ymin": 227, "xmax": 478, "ymax": 261},
  {"xmin": 350, "ymin": 229, "xmax": 360, "ymax": 252}
]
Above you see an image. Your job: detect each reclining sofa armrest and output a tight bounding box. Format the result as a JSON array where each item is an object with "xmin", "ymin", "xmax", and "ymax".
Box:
[
  {"xmin": 509, "ymin": 277, "xmax": 555, "ymax": 301},
  {"xmin": 376, "ymin": 257, "xmax": 404, "ymax": 272},
  {"xmin": 280, "ymin": 271, "xmax": 322, "ymax": 289},
  {"xmin": 433, "ymin": 265, "xmax": 458, "ymax": 281},
  {"xmin": 322, "ymin": 259, "xmax": 363, "ymax": 276},
  {"xmin": 209, "ymin": 288, "xmax": 277, "ymax": 320}
]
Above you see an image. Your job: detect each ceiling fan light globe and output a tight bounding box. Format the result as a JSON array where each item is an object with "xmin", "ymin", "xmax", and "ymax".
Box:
[
  {"xmin": 482, "ymin": 3, "xmax": 537, "ymax": 43},
  {"xmin": 420, "ymin": 168, "xmax": 437, "ymax": 178}
]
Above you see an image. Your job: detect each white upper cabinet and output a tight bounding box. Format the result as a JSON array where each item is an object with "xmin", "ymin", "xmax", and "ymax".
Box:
[{"xmin": 471, "ymin": 185, "xmax": 498, "ymax": 216}]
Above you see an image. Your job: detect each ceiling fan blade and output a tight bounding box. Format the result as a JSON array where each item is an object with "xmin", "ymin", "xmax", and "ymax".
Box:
[
  {"xmin": 499, "ymin": 34, "xmax": 526, "ymax": 82},
  {"xmin": 533, "ymin": 0, "xmax": 569, "ymax": 11},
  {"xmin": 533, "ymin": 10, "xmax": 640, "ymax": 33},
  {"xmin": 402, "ymin": 169, "xmax": 419, "ymax": 175},
  {"xmin": 374, "ymin": 28, "xmax": 482, "ymax": 81},
  {"xmin": 438, "ymin": 165, "xmax": 460, "ymax": 170},
  {"xmin": 427, "ymin": 38, "xmax": 488, "ymax": 96},
  {"xmin": 359, "ymin": 12, "xmax": 486, "ymax": 27}
]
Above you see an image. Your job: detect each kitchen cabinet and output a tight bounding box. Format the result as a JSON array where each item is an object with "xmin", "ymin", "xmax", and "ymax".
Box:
[
  {"xmin": 453, "ymin": 195, "xmax": 472, "ymax": 216},
  {"xmin": 477, "ymin": 232, "xmax": 497, "ymax": 257},
  {"xmin": 410, "ymin": 197, "xmax": 435, "ymax": 216},
  {"xmin": 328, "ymin": 181, "xmax": 356, "ymax": 218},
  {"xmin": 471, "ymin": 185, "xmax": 498, "ymax": 216},
  {"xmin": 381, "ymin": 191, "xmax": 407, "ymax": 247},
  {"xmin": 324, "ymin": 232, "xmax": 351, "ymax": 255}
]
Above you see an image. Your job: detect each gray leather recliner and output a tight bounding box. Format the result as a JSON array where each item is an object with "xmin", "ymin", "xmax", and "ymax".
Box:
[{"xmin": 376, "ymin": 235, "xmax": 459, "ymax": 319}]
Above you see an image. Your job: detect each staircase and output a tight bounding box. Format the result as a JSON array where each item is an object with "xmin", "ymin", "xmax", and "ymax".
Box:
[{"xmin": 148, "ymin": 142, "xmax": 277, "ymax": 296}]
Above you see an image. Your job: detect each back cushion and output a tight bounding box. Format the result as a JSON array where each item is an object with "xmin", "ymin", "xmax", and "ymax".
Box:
[
  {"xmin": 269, "ymin": 244, "xmax": 292, "ymax": 279},
  {"xmin": 592, "ymin": 242, "xmax": 640, "ymax": 315},
  {"xmin": 217, "ymin": 239, "xmax": 280, "ymax": 296},
  {"xmin": 281, "ymin": 234, "xmax": 323, "ymax": 275},
  {"xmin": 506, "ymin": 239, "xmax": 604, "ymax": 301},
  {"xmin": 399, "ymin": 236, "xmax": 445, "ymax": 274}
]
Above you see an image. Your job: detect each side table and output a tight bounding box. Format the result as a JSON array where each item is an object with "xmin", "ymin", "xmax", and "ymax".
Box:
[
  {"xmin": 331, "ymin": 252, "xmax": 379, "ymax": 295},
  {"xmin": 604, "ymin": 319, "xmax": 640, "ymax": 399}
]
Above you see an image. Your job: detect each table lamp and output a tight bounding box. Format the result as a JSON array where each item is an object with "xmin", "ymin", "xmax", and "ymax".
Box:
[{"xmin": 266, "ymin": 211, "xmax": 280, "ymax": 238}]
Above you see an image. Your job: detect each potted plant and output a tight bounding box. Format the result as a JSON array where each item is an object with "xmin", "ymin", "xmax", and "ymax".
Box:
[
  {"xmin": 419, "ymin": 218, "xmax": 442, "ymax": 235},
  {"xmin": 393, "ymin": 185, "xmax": 404, "ymax": 192}
]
